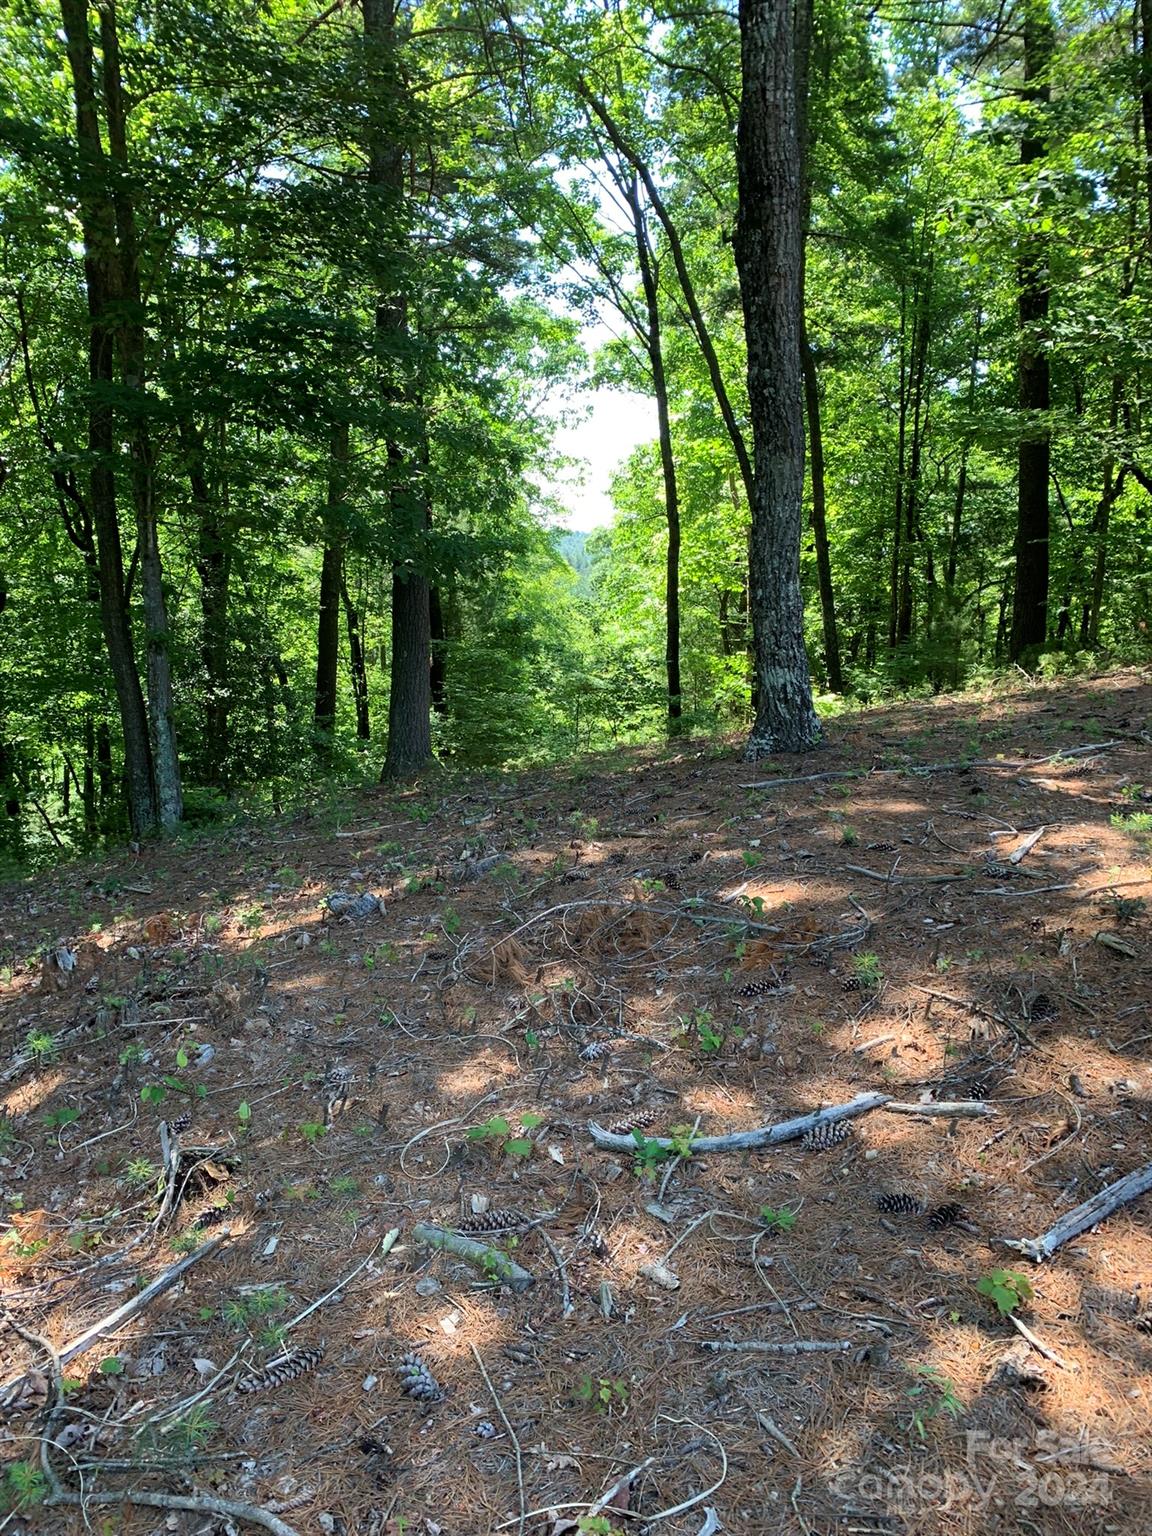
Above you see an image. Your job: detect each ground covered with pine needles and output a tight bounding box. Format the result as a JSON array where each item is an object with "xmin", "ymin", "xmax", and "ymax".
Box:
[{"xmin": 2, "ymin": 670, "xmax": 1151, "ymax": 1536}]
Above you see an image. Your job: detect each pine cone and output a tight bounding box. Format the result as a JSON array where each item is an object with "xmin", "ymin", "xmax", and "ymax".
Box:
[
  {"xmin": 866, "ymin": 841, "xmax": 897, "ymax": 853},
  {"xmin": 802, "ymin": 1119, "xmax": 852, "ymax": 1152},
  {"xmin": 237, "ymin": 1346, "xmax": 324, "ymax": 1394},
  {"xmin": 579, "ymin": 1041, "xmax": 614, "ymax": 1062},
  {"xmin": 1028, "ymin": 994, "xmax": 1057, "ymax": 1022},
  {"xmin": 925, "ymin": 1202, "xmax": 964, "ymax": 1230},
  {"xmin": 605, "ymin": 1110, "xmax": 656, "ymax": 1137},
  {"xmin": 874, "ymin": 1192, "xmax": 923, "ymax": 1216},
  {"xmin": 397, "ymin": 1352, "xmax": 443, "ymax": 1402},
  {"xmin": 456, "ymin": 1207, "xmax": 528, "ymax": 1235},
  {"xmin": 192, "ymin": 1204, "xmax": 231, "ymax": 1231},
  {"xmin": 1137, "ymin": 1314, "xmax": 1152, "ymax": 1335},
  {"xmin": 737, "ymin": 976, "xmax": 786, "ymax": 998},
  {"xmin": 587, "ymin": 1229, "xmax": 609, "ymax": 1260}
]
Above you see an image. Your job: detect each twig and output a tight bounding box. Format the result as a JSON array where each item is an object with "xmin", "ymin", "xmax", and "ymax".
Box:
[
  {"xmin": 284, "ymin": 1228, "xmax": 400, "ymax": 1334},
  {"xmin": 698, "ymin": 1338, "xmax": 854, "ymax": 1354},
  {"xmin": 1008, "ymin": 1314, "xmax": 1075, "ymax": 1372},
  {"xmin": 1001, "ymin": 1160, "xmax": 1152, "ymax": 1261},
  {"xmin": 536, "ymin": 1228, "xmax": 573, "ymax": 1318},
  {"xmin": 413, "ymin": 1223, "xmax": 535, "ymax": 1291},
  {"xmin": 755, "ymin": 1409, "xmax": 801, "ymax": 1458},
  {"xmin": 657, "ymin": 1115, "xmax": 701, "ymax": 1201},
  {"xmin": 588, "ymin": 1091, "xmax": 889, "ymax": 1153},
  {"xmin": 470, "ymin": 1342, "xmax": 525, "ymax": 1536},
  {"xmin": 44, "ymin": 1488, "xmax": 301, "ymax": 1536},
  {"xmin": 0, "ymin": 1230, "xmax": 231, "ymax": 1397},
  {"xmin": 586, "ymin": 1455, "xmax": 657, "ymax": 1519},
  {"xmin": 908, "ymin": 985, "xmax": 1036, "ymax": 1044}
]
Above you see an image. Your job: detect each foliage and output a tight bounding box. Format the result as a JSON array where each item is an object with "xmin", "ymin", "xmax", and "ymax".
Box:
[{"xmin": 976, "ymin": 1268, "xmax": 1035, "ymax": 1317}]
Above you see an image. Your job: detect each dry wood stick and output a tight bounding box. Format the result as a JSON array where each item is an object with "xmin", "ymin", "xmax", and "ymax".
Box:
[
  {"xmin": 1008, "ymin": 1314, "xmax": 1075, "ymax": 1372},
  {"xmin": 1001, "ymin": 1160, "xmax": 1152, "ymax": 1262},
  {"xmin": 742, "ymin": 741, "xmax": 1124, "ymax": 791},
  {"xmin": 882, "ymin": 1099, "xmax": 996, "ymax": 1119},
  {"xmin": 588, "ymin": 1091, "xmax": 888, "ymax": 1153},
  {"xmin": 413, "ymin": 1223, "xmax": 535, "ymax": 1291},
  {"xmin": 45, "ymin": 1488, "xmax": 301, "ymax": 1536},
  {"xmin": 0, "ymin": 1229, "xmax": 231, "ymax": 1398},
  {"xmin": 699, "ymin": 1338, "xmax": 854, "ymax": 1354}
]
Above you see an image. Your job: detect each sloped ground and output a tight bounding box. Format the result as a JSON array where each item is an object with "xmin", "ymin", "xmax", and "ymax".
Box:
[{"xmin": 2, "ymin": 670, "xmax": 1151, "ymax": 1536}]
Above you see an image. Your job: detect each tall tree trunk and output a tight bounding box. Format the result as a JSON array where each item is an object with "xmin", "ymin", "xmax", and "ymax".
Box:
[
  {"xmin": 946, "ymin": 315, "xmax": 982, "ymax": 592},
  {"xmin": 99, "ymin": 0, "xmax": 181, "ymax": 826},
  {"xmin": 1084, "ymin": 378, "xmax": 1125, "ymax": 645},
  {"xmin": 314, "ymin": 422, "xmax": 349, "ymax": 745},
  {"xmin": 59, "ymin": 0, "xmax": 158, "ymax": 838},
  {"xmin": 794, "ymin": 0, "xmax": 842, "ymax": 694},
  {"xmin": 180, "ymin": 416, "xmax": 231, "ymax": 786},
  {"xmin": 626, "ymin": 175, "xmax": 683, "ymax": 727},
  {"xmin": 1009, "ymin": 0, "xmax": 1054, "ymax": 661},
  {"xmin": 1139, "ymin": 0, "xmax": 1152, "ymax": 238},
  {"xmin": 365, "ymin": 0, "xmax": 433, "ymax": 779},
  {"xmin": 342, "ymin": 573, "xmax": 372, "ymax": 739},
  {"xmin": 735, "ymin": 0, "xmax": 821, "ymax": 756}
]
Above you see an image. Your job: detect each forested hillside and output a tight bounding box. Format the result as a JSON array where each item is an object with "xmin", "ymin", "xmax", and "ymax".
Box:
[{"xmin": 3, "ymin": 0, "xmax": 1152, "ymax": 862}]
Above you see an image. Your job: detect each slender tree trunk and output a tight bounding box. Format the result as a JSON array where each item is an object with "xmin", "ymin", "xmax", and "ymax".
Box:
[
  {"xmin": 1009, "ymin": 0, "xmax": 1054, "ymax": 661},
  {"xmin": 59, "ymin": 0, "xmax": 158, "ymax": 838},
  {"xmin": 1139, "ymin": 0, "xmax": 1152, "ymax": 238},
  {"xmin": 946, "ymin": 315, "xmax": 981, "ymax": 592},
  {"xmin": 800, "ymin": 334, "xmax": 842, "ymax": 691},
  {"xmin": 1085, "ymin": 378, "xmax": 1125, "ymax": 645},
  {"xmin": 342, "ymin": 573, "xmax": 372, "ymax": 738},
  {"xmin": 735, "ymin": 0, "xmax": 821, "ymax": 756},
  {"xmin": 626, "ymin": 176, "xmax": 683, "ymax": 727},
  {"xmin": 100, "ymin": 0, "xmax": 180, "ymax": 827},
  {"xmin": 794, "ymin": 0, "xmax": 842, "ymax": 694},
  {"xmin": 429, "ymin": 584, "xmax": 447, "ymax": 714},
  {"xmin": 314, "ymin": 422, "xmax": 348, "ymax": 745},
  {"xmin": 890, "ymin": 284, "xmax": 908, "ymax": 648},
  {"xmin": 180, "ymin": 416, "xmax": 231, "ymax": 786}
]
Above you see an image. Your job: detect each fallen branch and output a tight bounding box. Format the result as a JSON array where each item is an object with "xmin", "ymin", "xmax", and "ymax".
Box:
[
  {"xmin": 755, "ymin": 1410, "xmax": 801, "ymax": 1458},
  {"xmin": 413, "ymin": 1223, "xmax": 535, "ymax": 1292},
  {"xmin": 1, "ymin": 1229, "xmax": 231, "ymax": 1400},
  {"xmin": 1001, "ymin": 1160, "xmax": 1152, "ymax": 1262},
  {"xmin": 843, "ymin": 864, "xmax": 965, "ymax": 885},
  {"xmin": 743, "ymin": 742, "xmax": 1124, "ymax": 791},
  {"xmin": 882, "ymin": 1099, "xmax": 996, "ymax": 1119},
  {"xmin": 588, "ymin": 1091, "xmax": 889, "ymax": 1153},
  {"xmin": 45, "ymin": 1488, "xmax": 301, "ymax": 1536},
  {"xmin": 699, "ymin": 1338, "xmax": 854, "ymax": 1355},
  {"xmin": 1008, "ymin": 827, "xmax": 1046, "ymax": 864}
]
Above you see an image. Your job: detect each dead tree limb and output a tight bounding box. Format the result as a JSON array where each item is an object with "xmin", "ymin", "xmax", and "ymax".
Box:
[
  {"xmin": 883, "ymin": 1100, "xmax": 996, "ymax": 1119},
  {"xmin": 742, "ymin": 741, "xmax": 1123, "ymax": 791},
  {"xmin": 413, "ymin": 1223, "xmax": 535, "ymax": 1292},
  {"xmin": 699, "ymin": 1338, "xmax": 854, "ymax": 1354},
  {"xmin": 1002, "ymin": 1160, "xmax": 1152, "ymax": 1261},
  {"xmin": 45, "ymin": 1488, "xmax": 301, "ymax": 1536},
  {"xmin": 588, "ymin": 1091, "xmax": 889, "ymax": 1153}
]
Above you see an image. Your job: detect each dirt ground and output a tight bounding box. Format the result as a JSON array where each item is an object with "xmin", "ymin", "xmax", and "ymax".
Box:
[{"xmin": 2, "ymin": 669, "xmax": 1152, "ymax": 1536}]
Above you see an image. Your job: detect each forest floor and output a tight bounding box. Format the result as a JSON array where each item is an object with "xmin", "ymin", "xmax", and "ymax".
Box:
[{"xmin": 2, "ymin": 670, "xmax": 1152, "ymax": 1536}]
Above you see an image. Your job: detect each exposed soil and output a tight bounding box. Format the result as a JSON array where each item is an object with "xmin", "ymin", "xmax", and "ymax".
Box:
[{"xmin": 2, "ymin": 670, "xmax": 1151, "ymax": 1536}]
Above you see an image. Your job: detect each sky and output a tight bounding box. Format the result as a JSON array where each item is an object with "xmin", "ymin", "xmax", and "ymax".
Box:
[{"xmin": 545, "ymin": 386, "xmax": 657, "ymax": 533}]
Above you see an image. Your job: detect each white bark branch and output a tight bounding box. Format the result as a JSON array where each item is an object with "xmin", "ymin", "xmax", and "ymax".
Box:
[{"xmin": 1002, "ymin": 1161, "xmax": 1152, "ymax": 1261}]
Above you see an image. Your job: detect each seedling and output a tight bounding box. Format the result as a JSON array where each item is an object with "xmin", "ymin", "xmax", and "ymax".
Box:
[
  {"xmin": 0, "ymin": 1458, "xmax": 47, "ymax": 1513},
  {"xmin": 839, "ymin": 825, "xmax": 859, "ymax": 847},
  {"xmin": 24, "ymin": 1029, "xmax": 57, "ymax": 1066},
  {"xmin": 43, "ymin": 1106, "xmax": 81, "ymax": 1131},
  {"xmin": 976, "ymin": 1267, "xmax": 1034, "ymax": 1317},
  {"xmin": 851, "ymin": 952, "xmax": 883, "ymax": 990},
  {"xmin": 575, "ymin": 1374, "xmax": 629, "ymax": 1415},
  {"xmin": 121, "ymin": 1157, "xmax": 161, "ymax": 1192},
  {"xmin": 631, "ymin": 1128, "xmax": 670, "ymax": 1181},
  {"xmin": 905, "ymin": 1364, "xmax": 962, "ymax": 1439},
  {"xmin": 741, "ymin": 848, "xmax": 763, "ymax": 868},
  {"xmin": 298, "ymin": 1121, "xmax": 328, "ymax": 1145},
  {"xmin": 237, "ymin": 1100, "xmax": 252, "ymax": 1129},
  {"xmin": 758, "ymin": 1205, "xmax": 798, "ymax": 1233},
  {"xmin": 465, "ymin": 1113, "xmax": 541, "ymax": 1158},
  {"xmin": 221, "ymin": 1284, "xmax": 289, "ymax": 1333},
  {"xmin": 1106, "ymin": 893, "xmax": 1146, "ymax": 924}
]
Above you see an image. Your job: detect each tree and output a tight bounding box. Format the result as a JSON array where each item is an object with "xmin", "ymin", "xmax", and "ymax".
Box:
[{"xmin": 735, "ymin": 0, "xmax": 821, "ymax": 755}]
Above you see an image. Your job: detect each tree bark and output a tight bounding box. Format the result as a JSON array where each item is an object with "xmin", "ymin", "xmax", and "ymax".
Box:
[
  {"xmin": 735, "ymin": 0, "xmax": 821, "ymax": 756},
  {"xmin": 59, "ymin": 0, "xmax": 158, "ymax": 838},
  {"xmin": 429, "ymin": 583, "xmax": 447, "ymax": 715},
  {"xmin": 626, "ymin": 176, "xmax": 683, "ymax": 727},
  {"xmin": 1009, "ymin": 0, "xmax": 1054, "ymax": 661}
]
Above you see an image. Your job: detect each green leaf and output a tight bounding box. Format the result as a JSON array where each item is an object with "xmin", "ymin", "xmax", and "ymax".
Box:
[
  {"xmin": 99, "ymin": 1356, "xmax": 124, "ymax": 1376},
  {"xmin": 504, "ymin": 1138, "xmax": 533, "ymax": 1158},
  {"xmin": 520, "ymin": 1112, "xmax": 543, "ymax": 1129}
]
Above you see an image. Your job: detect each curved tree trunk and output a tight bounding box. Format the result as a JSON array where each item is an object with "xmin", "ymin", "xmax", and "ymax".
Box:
[{"xmin": 735, "ymin": 0, "xmax": 821, "ymax": 756}]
